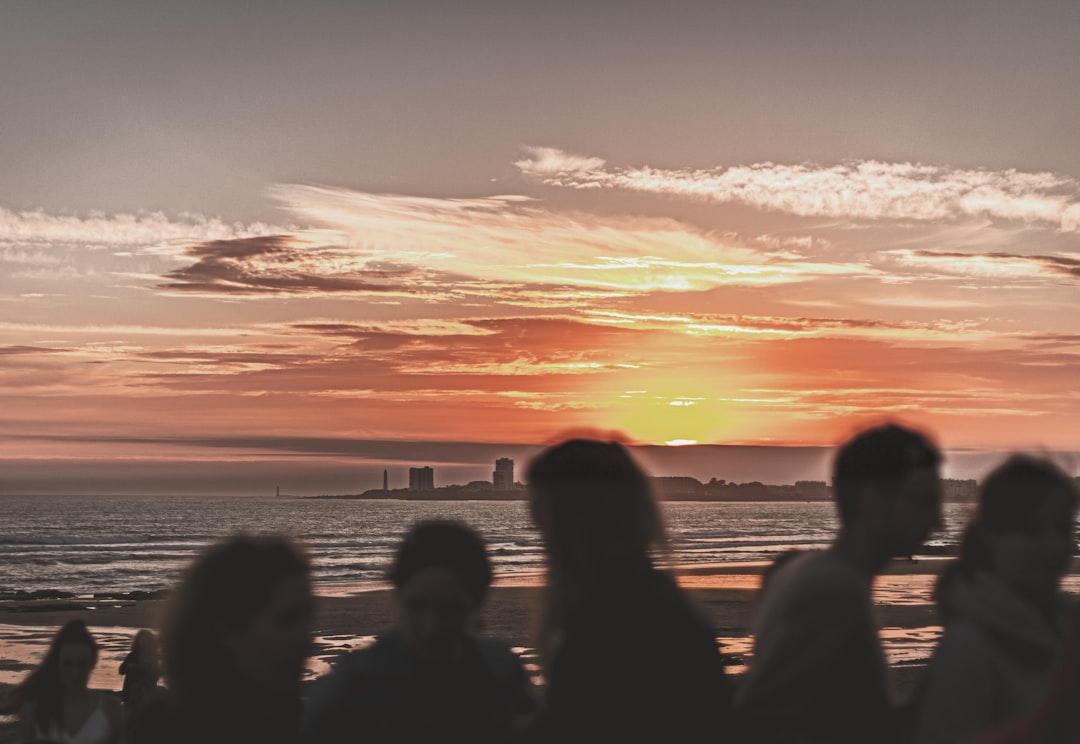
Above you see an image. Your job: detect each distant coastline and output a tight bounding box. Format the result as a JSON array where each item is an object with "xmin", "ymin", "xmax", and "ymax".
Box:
[{"xmin": 307, "ymin": 476, "xmax": 982, "ymax": 503}]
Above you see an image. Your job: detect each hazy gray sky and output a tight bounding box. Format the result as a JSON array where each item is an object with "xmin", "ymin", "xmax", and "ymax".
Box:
[{"xmin": 5, "ymin": 1, "xmax": 1077, "ymax": 219}]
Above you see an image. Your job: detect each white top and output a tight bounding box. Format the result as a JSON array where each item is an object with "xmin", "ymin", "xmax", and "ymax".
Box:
[{"xmin": 39, "ymin": 692, "xmax": 113, "ymax": 744}]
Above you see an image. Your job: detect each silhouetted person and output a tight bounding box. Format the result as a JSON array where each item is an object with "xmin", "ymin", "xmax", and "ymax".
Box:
[
  {"xmin": 527, "ymin": 439, "xmax": 733, "ymax": 743},
  {"xmin": 16, "ymin": 619, "xmax": 123, "ymax": 744},
  {"xmin": 913, "ymin": 456, "xmax": 1078, "ymax": 744},
  {"xmin": 119, "ymin": 629, "xmax": 161, "ymax": 710},
  {"xmin": 975, "ymin": 605, "xmax": 1080, "ymax": 744},
  {"xmin": 736, "ymin": 422, "xmax": 942, "ymax": 744},
  {"xmin": 301, "ymin": 520, "xmax": 535, "ymax": 744},
  {"xmin": 129, "ymin": 535, "xmax": 315, "ymax": 744}
]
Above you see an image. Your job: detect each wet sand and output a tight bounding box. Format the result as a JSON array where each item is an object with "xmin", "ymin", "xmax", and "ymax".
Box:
[{"xmin": 0, "ymin": 559, "xmax": 963, "ymax": 740}]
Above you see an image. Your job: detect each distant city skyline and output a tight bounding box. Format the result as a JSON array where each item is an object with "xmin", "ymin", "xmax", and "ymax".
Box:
[
  {"xmin": 2, "ymin": 441, "xmax": 1072, "ymax": 497},
  {"xmin": 3, "ymin": 2, "xmax": 1079, "ymax": 496}
]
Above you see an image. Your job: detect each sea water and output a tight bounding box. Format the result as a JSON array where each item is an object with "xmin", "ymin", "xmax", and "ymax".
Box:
[
  {"xmin": 2, "ymin": 496, "xmax": 1075, "ymax": 695},
  {"xmin": 0, "ymin": 495, "xmax": 978, "ymax": 597}
]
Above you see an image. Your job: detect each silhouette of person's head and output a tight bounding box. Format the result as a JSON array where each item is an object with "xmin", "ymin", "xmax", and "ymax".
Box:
[
  {"xmin": 388, "ymin": 520, "xmax": 492, "ymax": 661},
  {"xmin": 832, "ymin": 423, "xmax": 943, "ymax": 559},
  {"xmin": 19, "ymin": 620, "xmax": 99, "ymax": 731},
  {"xmin": 130, "ymin": 628, "xmax": 159, "ymax": 659},
  {"xmin": 952, "ymin": 455, "xmax": 1078, "ymax": 603},
  {"xmin": 162, "ymin": 535, "xmax": 314, "ymax": 708},
  {"xmin": 527, "ymin": 438, "xmax": 665, "ymax": 578}
]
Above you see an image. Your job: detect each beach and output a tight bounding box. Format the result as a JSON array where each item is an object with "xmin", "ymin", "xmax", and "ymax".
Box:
[{"xmin": 0, "ymin": 558, "xmax": 958, "ymax": 740}]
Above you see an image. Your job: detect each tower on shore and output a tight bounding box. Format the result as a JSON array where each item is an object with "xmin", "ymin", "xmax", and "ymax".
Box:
[
  {"xmin": 493, "ymin": 458, "xmax": 514, "ymax": 491},
  {"xmin": 408, "ymin": 466, "xmax": 434, "ymax": 491},
  {"xmin": 383, "ymin": 469, "xmax": 388, "ymax": 491}
]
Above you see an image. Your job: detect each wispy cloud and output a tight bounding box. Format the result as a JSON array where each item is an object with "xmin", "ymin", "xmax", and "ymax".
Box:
[
  {"xmin": 256, "ymin": 185, "xmax": 872, "ymax": 297},
  {"xmin": 159, "ymin": 235, "xmax": 423, "ymax": 295},
  {"xmin": 891, "ymin": 249, "xmax": 1080, "ymax": 282},
  {"xmin": 1, "ymin": 248, "xmax": 65, "ymax": 265},
  {"xmin": 0, "ymin": 344, "xmax": 69, "ymax": 356},
  {"xmin": 143, "ymin": 186, "xmax": 876, "ymax": 300},
  {"xmin": 0, "ymin": 208, "xmax": 293, "ymax": 292},
  {"xmin": 0, "ymin": 207, "xmax": 281, "ymax": 253},
  {"xmin": 859, "ymin": 295, "xmax": 984, "ymax": 309},
  {"xmin": 515, "ymin": 147, "xmax": 1080, "ymax": 231},
  {"xmin": 290, "ymin": 320, "xmax": 498, "ymax": 338},
  {"xmin": 514, "ymin": 146, "xmax": 608, "ymax": 177},
  {"xmin": 0, "ymin": 321, "xmax": 261, "ymax": 337},
  {"xmin": 581, "ymin": 309, "xmax": 989, "ymax": 341}
]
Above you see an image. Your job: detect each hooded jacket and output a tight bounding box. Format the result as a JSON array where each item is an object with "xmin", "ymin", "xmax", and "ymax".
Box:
[{"xmin": 913, "ymin": 570, "xmax": 1070, "ymax": 744}]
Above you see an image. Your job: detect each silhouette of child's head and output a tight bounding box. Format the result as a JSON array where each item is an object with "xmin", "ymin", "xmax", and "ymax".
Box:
[
  {"xmin": 130, "ymin": 628, "xmax": 158, "ymax": 657},
  {"xmin": 389, "ymin": 520, "xmax": 492, "ymax": 660}
]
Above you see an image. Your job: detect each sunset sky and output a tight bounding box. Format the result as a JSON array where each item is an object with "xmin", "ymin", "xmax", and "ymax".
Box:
[{"xmin": 3, "ymin": 2, "xmax": 1079, "ymax": 494}]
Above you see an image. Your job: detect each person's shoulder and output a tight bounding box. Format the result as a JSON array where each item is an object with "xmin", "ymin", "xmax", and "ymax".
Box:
[
  {"xmin": 99, "ymin": 690, "xmax": 122, "ymax": 710},
  {"xmin": 125, "ymin": 693, "xmax": 180, "ymax": 743},
  {"xmin": 761, "ymin": 550, "xmax": 867, "ymax": 613},
  {"xmin": 17, "ymin": 697, "xmax": 37, "ymax": 719},
  {"xmin": 596, "ymin": 566, "xmax": 708, "ymax": 632},
  {"xmin": 321, "ymin": 631, "xmax": 406, "ymax": 685},
  {"xmin": 99, "ymin": 691, "xmax": 124, "ymax": 728},
  {"xmin": 302, "ymin": 638, "xmax": 401, "ymax": 740},
  {"xmin": 472, "ymin": 635, "xmax": 527, "ymax": 678},
  {"xmin": 935, "ymin": 617, "xmax": 998, "ymax": 661},
  {"xmin": 626, "ymin": 564, "xmax": 699, "ymax": 608},
  {"xmin": 472, "ymin": 634, "xmax": 520, "ymax": 659},
  {"xmin": 770, "ymin": 550, "xmax": 861, "ymax": 592}
]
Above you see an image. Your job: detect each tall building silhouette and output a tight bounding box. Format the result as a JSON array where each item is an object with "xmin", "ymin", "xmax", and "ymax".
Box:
[
  {"xmin": 493, "ymin": 457, "xmax": 514, "ymax": 491},
  {"xmin": 408, "ymin": 466, "xmax": 434, "ymax": 491},
  {"xmin": 383, "ymin": 469, "xmax": 388, "ymax": 491}
]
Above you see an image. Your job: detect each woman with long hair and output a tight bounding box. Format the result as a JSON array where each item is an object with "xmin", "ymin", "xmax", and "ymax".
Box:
[
  {"xmin": 913, "ymin": 455, "xmax": 1079, "ymax": 744},
  {"xmin": 527, "ymin": 438, "xmax": 732, "ymax": 742},
  {"xmin": 118, "ymin": 629, "xmax": 160, "ymax": 710},
  {"xmin": 16, "ymin": 619, "xmax": 123, "ymax": 744},
  {"xmin": 129, "ymin": 534, "xmax": 315, "ymax": 744}
]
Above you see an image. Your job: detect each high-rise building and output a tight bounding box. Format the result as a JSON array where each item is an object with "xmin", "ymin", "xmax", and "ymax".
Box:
[
  {"xmin": 408, "ymin": 466, "xmax": 434, "ymax": 491},
  {"xmin": 493, "ymin": 458, "xmax": 514, "ymax": 491}
]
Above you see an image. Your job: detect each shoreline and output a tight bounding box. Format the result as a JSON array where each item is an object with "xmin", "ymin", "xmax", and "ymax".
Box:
[
  {"xmin": 0, "ymin": 559, "xmax": 964, "ymax": 742},
  {"xmin": 0, "ymin": 558, "xmax": 951, "ymax": 682},
  {"xmin": 16, "ymin": 553, "xmax": 1078, "ymax": 738}
]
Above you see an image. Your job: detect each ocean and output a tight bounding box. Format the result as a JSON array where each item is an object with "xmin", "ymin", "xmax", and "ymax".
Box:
[
  {"xmin": 4, "ymin": 495, "xmax": 1079, "ymax": 696},
  {"xmin": 0, "ymin": 495, "xmax": 979, "ymax": 598}
]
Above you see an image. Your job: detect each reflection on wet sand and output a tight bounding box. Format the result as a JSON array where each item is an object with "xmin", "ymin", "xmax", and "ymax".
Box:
[
  {"xmin": 0, "ymin": 623, "xmax": 134, "ymax": 689},
  {"xmin": 880, "ymin": 626, "xmax": 945, "ymax": 667}
]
